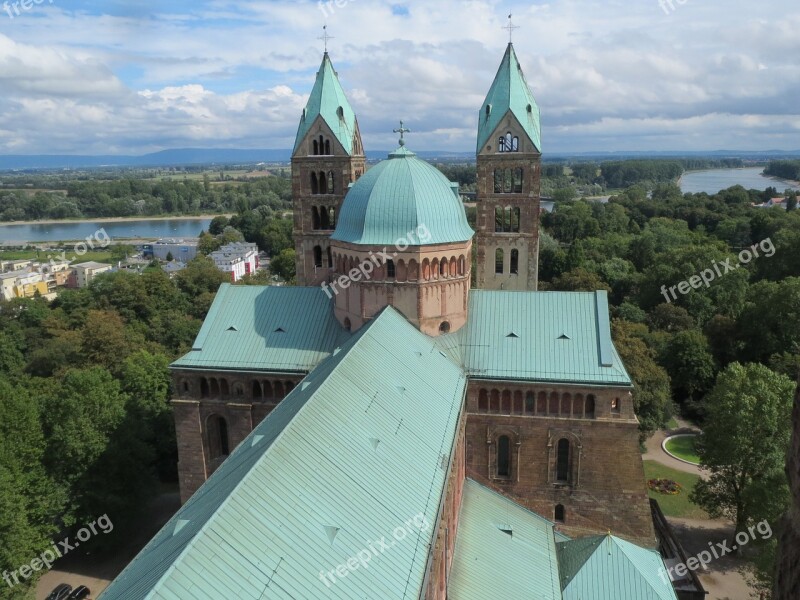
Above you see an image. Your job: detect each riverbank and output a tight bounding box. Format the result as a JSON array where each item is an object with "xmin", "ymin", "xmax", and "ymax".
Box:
[{"xmin": 0, "ymin": 214, "xmax": 233, "ymax": 227}]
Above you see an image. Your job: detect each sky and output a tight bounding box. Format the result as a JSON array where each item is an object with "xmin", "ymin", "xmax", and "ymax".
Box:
[{"xmin": 0, "ymin": 0, "xmax": 797, "ymax": 155}]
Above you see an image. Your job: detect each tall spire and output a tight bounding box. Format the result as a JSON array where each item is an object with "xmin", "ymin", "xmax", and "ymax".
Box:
[
  {"xmin": 476, "ymin": 43, "xmax": 541, "ymax": 153},
  {"xmin": 293, "ymin": 51, "xmax": 358, "ymax": 156},
  {"xmin": 318, "ymin": 25, "xmax": 334, "ymax": 54},
  {"xmin": 503, "ymin": 13, "xmax": 519, "ymax": 44}
]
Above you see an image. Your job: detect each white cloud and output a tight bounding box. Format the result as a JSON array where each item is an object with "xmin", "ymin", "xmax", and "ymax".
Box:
[{"xmin": 0, "ymin": 0, "xmax": 797, "ymax": 154}]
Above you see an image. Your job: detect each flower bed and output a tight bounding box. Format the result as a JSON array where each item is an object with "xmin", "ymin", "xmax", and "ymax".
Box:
[{"xmin": 648, "ymin": 478, "xmax": 683, "ymax": 495}]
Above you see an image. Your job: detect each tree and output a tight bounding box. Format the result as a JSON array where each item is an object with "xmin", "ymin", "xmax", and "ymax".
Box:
[
  {"xmin": 549, "ymin": 268, "xmax": 611, "ymax": 293},
  {"xmin": 166, "ymin": 251, "xmax": 174, "ymax": 262},
  {"xmin": 0, "ymin": 379, "xmax": 62, "ymax": 599},
  {"xmin": 270, "ymin": 248, "xmax": 296, "ymax": 283},
  {"xmin": 198, "ymin": 231, "xmax": 222, "ymax": 255},
  {"xmin": 612, "ymin": 320, "xmax": 673, "ymax": 441},
  {"xmin": 659, "ymin": 329, "xmax": 717, "ymax": 406},
  {"xmin": 691, "ymin": 363, "xmax": 795, "ymax": 543},
  {"xmin": 209, "ymin": 215, "xmax": 229, "ymax": 235}
]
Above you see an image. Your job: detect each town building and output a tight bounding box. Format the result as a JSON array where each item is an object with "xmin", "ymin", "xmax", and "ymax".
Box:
[
  {"xmin": 67, "ymin": 261, "xmax": 112, "ymax": 288},
  {"xmin": 210, "ymin": 242, "xmax": 259, "ymax": 282},
  {"xmin": 101, "ymin": 41, "xmax": 679, "ymax": 600},
  {"xmin": 151, "ymin": 238, "xmax": 200, "ymax": 262}
]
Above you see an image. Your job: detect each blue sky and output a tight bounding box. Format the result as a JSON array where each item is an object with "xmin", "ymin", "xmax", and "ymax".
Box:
[{"xmin": 0, "ymin": 0, "xmax": 797, "ymax": 154}]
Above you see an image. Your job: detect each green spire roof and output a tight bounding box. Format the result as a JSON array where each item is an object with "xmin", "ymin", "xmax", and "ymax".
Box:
[
  {"xmin": 294, "ymin": 52, "xmax": 359, "ymax": 156},
  {"xmin": 477, "ymin": 43, "xmax": 541, "ymax": 153}
]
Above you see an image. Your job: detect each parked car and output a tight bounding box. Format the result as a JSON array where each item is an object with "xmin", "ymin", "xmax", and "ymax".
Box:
[
  {"xmin": 46, "ymin": 584, "xmax": 72, "ymax": 600},
  {"xmin": 68, "ymin": 586, "xmax": 91, "ymax": 600}
]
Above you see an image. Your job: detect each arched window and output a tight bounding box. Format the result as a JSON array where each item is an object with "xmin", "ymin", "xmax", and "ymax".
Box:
[
  {"xmin": 327, "ymin": 247, "xmax": 333, "ymax": 268},
  {"xmin": 555, "ymin": 504, "xmax": 565, "ymax": 523},
  {"xmin": 549, "ymin": 392, "xmax": 560, "ymax": 415},
  {"xmin": 439, "ymin": 258, "xmax": 447, "ymax": 277},
  {"xmin": 396, "ymin": 260, "xmax": 407, "ymax": 282},
  {"xmin": 200, "ymin": 378, "xmax": 209, "ymax": 399},
  {"xmin": 510, "ymin": 249, "xmax": 519, "ymax": 275},
  {"xmin": 586, "ymin": 394, "xmax": 596, "ymax": 417},
  {"xmin": 263, "ymin": 381, "xmax": 274, "ymax": 399},
  {"xmin": 494, "ymin": 169, "xmax": 503, "ymax": 194},
  {"xmin": 439, "ymin": 321, "xmax": 451, "ymax": 334},
  {"xmin": 408, "ymin": 260, "xmax": 419, "ymax": 281},
  {"xmin": 537, "ymin": 391, "xmax": 547, "ymax": 414},
  {"xmin": 525, "ymin": 392, "xmax": 535, "ymax": 414},
  {"xmin": 386, "ymin": 259, "xmax": 396, "ymax": 280},
  {"xmin": 495, "ymin": 205, "xmax": 504, "ymax": 232},
  {"xmin": 556, "ymin": 439, "xmax": 570, "ymax": 482},
  {"xmin": 422, "ymin": 259, "xmax": 431, "ymax": 280},
  {"xmin": 311, "ymin": 172, "xmax": 319, "ymax": 195},
  {"xmin": 182, "ymin": 380, "xmax": 190, "ymax": 394},
  {"xmin": 513, "ymin": 391, "xmax": 523, "ymax": 414},
  {"xmin": 325, "ymin": 139, "xmax": 331, "ymax": 155},
  {"xmin": 478, "ymin": 389, "xmax": 488, "ymax": 412},
  {"xmin": 313, "ymin": 246, "xmax": 323, "ymax": 268},
  {"xmin": 318, "ymin": 135, "xmax": 324, "ymax": 154},
  {"xmin": 327, "ymin": 171, "xmax": 335, "ymax": 194},
  {"xmin": 207, "ymin": 415, "xmax": 230, "ymax": 459},
  {"xmin": 344, "ymin": 318, "xmax": 352, "ymax": 331},
  {"xmin": 329, "ymin": 207, "xmax": 336, "ymax": 229},
  {"xmin": 219, "ymin": 379, "xmax": 229, "ymax": 397},
  {"xmin": 312, "ymin": 206, "xmax": 321, "ymax": 230},
  {"xmin": 252, "ymin": 380, "xmax": 262, "ymax": 399},
  {"xmin": 497, "ymin": 435, "xmax": 511, "ymax": 477},
  {"xmin": 511, "ymin": 206, "xmax": 521, "ymax": 232},
  {"xmin": 449, "ymin": 257, "xmax": 457, "ymax": 277},
  {"xmin": 561, "ymin": 393, "xmax": 572, "ymax": 417},
  {"xmin": 504, "ymin": 207, "xmax": 512, "ymax": 231},
  {"xmin": 319, "ymin": 172, "xmax": 327, "ymax": 195},
  {"xmin": 431, "ymin": 259, "xmax": 439, "ymax": 280},
  {"xmin": 274, "ymin": 381, "xmax": 285, "ymax": 398},
  {"xmin": 320, "ymin": 205, "xmax": 330, "ymax": 230},
  {"xmin": 495, "ymin": 249, "xmax": 504, "ymax": 274},
  {"xmin": 504, "ymin": 168, "xmax": 513, "ymax": 194},
  {"xmin": 499, "ymin": 132, "xmax": 519, "ymax": 153},
  {"xmin": 312, "ymin": 139, "xmax": 319, "ymax": 155},
  {"xmin": 514, "ymin": 168, "xmax": 523, "ymax": 193},
  {"xmin": 490, "ymin": 390, "xmax": 500, "ymax": 412},
  {"xmin": 501, "ymin": 390, "xmax": 511, "ymax": 413},
  {"xmin": 458, "ymin": 256, "xmax": 466, "ymax": 276}
]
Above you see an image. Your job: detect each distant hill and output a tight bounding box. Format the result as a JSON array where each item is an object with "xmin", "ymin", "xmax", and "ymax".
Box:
[{"xmin": 0, "ymin": 148, "xmax": 798, "ymax": 171}]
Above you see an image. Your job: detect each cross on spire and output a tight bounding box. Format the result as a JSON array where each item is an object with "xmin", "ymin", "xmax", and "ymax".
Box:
[
  {"xmin": 503, "ymin": 13, "xmax": 519, "ymax": 44},
  {"xmin": 319, "ymin": 25, "xmax": 334, "ymax": 53},
  {"xmin": 393, "ymin": 121, "xmax": 411, "ymax": 147}
]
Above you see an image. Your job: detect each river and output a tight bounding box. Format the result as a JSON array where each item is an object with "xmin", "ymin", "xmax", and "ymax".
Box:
[
  {"xmin": 0, "ymin": 218, "xmax": 213, "ymax": 243},
  {"xmin": 679, "ymin": 167, "xmax": 800, "ymax": 195}
]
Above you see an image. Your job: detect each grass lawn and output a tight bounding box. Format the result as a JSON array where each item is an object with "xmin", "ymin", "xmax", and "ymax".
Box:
[
  {"xmin": 643, "ymin": 460, "xmax": 708, "ymax": 519},
  {"xmin": 0, "ymin": 249, "xmax": 115, "ymax": 263},
  {"xmin": 665, "ymin": 435, "xmax": 701, "ymax": 464}
]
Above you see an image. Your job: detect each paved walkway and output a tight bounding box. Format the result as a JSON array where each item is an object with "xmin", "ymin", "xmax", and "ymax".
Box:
[{"xmin": 643, "ymin": 418, "xmax": 704, "ymax": 475}]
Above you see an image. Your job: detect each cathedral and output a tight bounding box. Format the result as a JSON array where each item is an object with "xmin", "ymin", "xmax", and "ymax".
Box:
[{"xmin": 100, "ymin": 42, "xmax": 681, "ymax": 600}]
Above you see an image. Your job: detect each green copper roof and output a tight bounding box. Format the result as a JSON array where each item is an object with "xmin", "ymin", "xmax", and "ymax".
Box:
[
  {"xmin": 477, "ymin": 43, "xmax": 541, "ymax": 153},
  {"xmin": 100, "ymin": 307, "xmax": 467, "ymax": 600},
  {"xmin": 461, "ymin": 290, "xmax": 632, "ymax": 386},
  {"xmin": 448, "ymin": 479, "xmax": 562, "ymax": 600},
  {"xmin": 331, "ymin": 147, "xmax": 475, "ymax": 246},
  {"xmin": 557, "ymin": 535, "xmax": 677, "ymax": 600},
  {"xmin": 294, "ymin": 52, "xmax": 359, "ymax": 156},
  {"xmin": 171, "ymin": 285, "xmax": 349, "ymax": 373}
]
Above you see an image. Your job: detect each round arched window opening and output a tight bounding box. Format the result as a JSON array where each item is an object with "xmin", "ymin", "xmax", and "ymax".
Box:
[
  {"xmin": 344, "ymin": 318, "xmax": 352, "ymax": 332},
  {"xmin": 439, "ymin": 321, "xmax": 451, "ymax": 334}
]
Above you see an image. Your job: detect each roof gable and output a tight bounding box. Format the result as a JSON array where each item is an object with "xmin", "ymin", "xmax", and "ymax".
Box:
[
  {"xmin": 294, "ymin": 53, "xmax": 359, "ymax": 156},
  {"xmin": 101, "ymin": 307, "xmax": 467, "ymax": 600},
  {"xmin": 477, "ymin": 43, "xmax": 541, "ymax": 153},
  {"xmin": 557, "ymin": 535, "xmax": 678, "ymax": 600}
]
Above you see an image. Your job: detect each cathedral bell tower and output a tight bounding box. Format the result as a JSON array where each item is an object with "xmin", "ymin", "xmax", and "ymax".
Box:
[
  {"xmin": 292, "ymin": 50, "xmax": 366, "ymax": 286},
  {"xmin": 475, "ymin": 42, "xmax": 542, "ymax": 291}
]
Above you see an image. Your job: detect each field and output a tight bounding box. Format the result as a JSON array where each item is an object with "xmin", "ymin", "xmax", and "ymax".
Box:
[{"xmin": 0, "ymin": 249, "xmax": 115, "ymax": 263}]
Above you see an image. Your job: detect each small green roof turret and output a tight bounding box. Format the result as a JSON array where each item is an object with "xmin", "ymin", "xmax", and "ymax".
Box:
[
  {"xmin": 294, "ymin": 52, "xmax": 360, "ymax": 156},
  {"xmin": 477, "ymin": 43, "xmax": 541, "ymax": 154}
]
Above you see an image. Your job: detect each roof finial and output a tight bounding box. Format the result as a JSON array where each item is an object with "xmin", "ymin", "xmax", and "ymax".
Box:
[
  {"xmin": 393, "ymin": 120, "xmax": 411, "ymax": 147},
  {"xmin": 319, "ymin": 25, "xmax": 334, "ymax": 54},
  {"xmin": 503, "ymin": 13, "xmax": 519, "ymax": 44}
]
